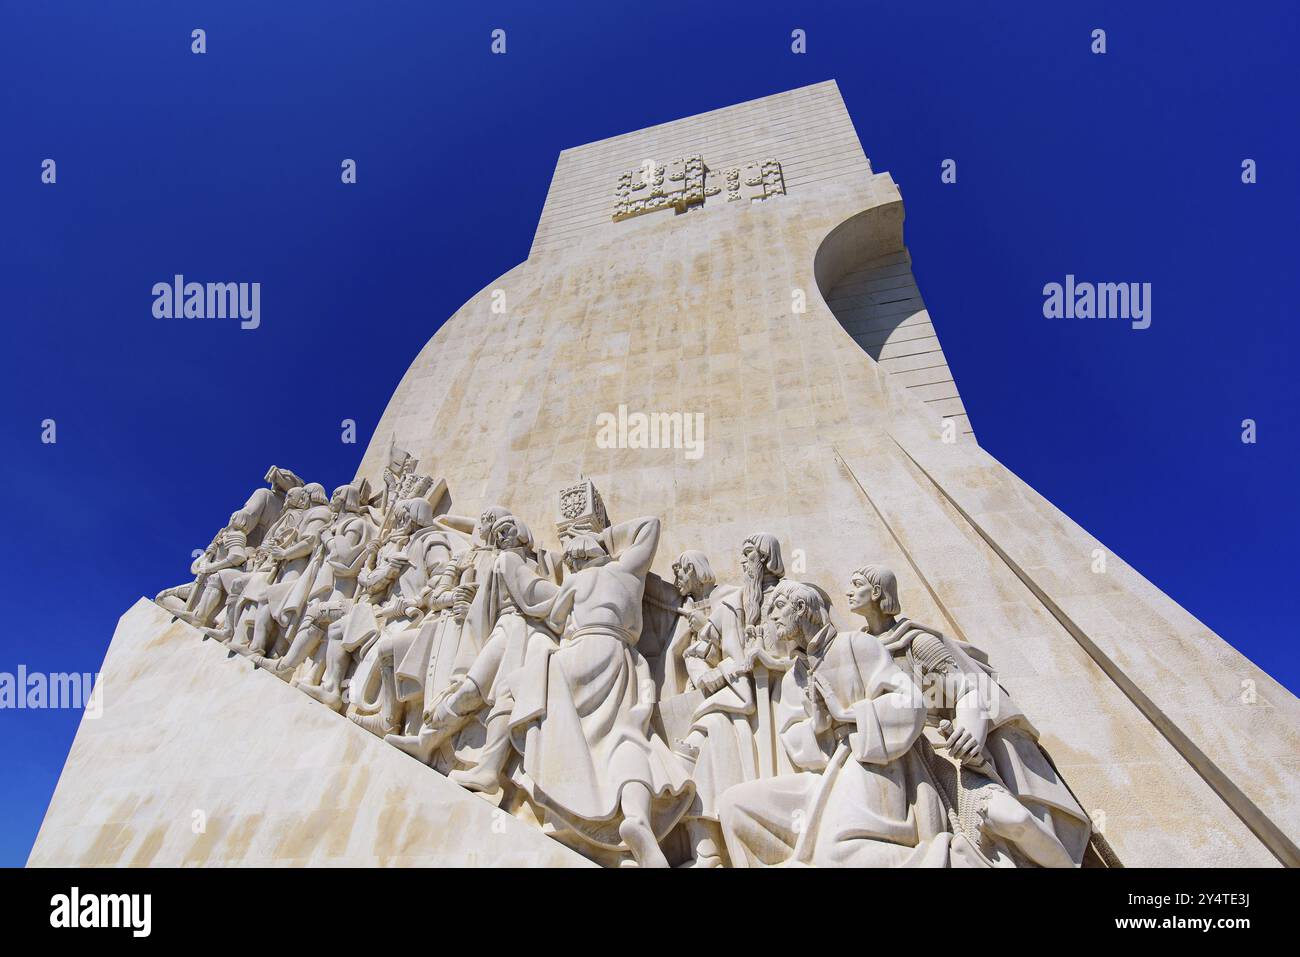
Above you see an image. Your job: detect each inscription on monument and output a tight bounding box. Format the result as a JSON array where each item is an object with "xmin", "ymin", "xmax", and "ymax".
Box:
[{"xmin": 613, "ymin": 155, "xmax": 785, "ymax": 221}]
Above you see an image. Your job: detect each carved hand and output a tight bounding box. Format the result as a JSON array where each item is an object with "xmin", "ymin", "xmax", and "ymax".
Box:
[
  {"xmin": 698, "ymin": 668, "xmax": 725, "ymax": 694},
  {"xmin": 946, "ymin": 726, "xmax": 983, "ymax": 763}
]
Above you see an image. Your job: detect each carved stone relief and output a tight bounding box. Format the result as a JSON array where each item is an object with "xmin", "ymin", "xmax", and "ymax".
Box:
[
  {"xmin": 155, "ymin": 466, "xmax": 1094, "ymax": 868},
  {"xmin": 613, "ymin": 155, "xmax": 784, "ymax": 222}
]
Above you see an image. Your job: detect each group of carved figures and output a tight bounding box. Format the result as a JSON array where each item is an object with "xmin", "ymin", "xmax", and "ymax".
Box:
[{"xmin": 156, "ymin": 454, "xmax": 1095, "ymax": 868}]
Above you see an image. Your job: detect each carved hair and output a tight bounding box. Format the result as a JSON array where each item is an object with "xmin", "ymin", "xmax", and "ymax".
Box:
[
  {"xmin": 766, "ymin": 579, "xmax": 831, "ymax": 636},
  {"xmin": 743, "ymin": 533, "xmax": 785, "ymax": 578},
  {"xmin": 674, "ymin": 550, "xmax": 716, "ymax": 588},
  {"xmin": 476, "ymin": 506, "xmax": 513, "ymax": 544},
  {"xmin": 743, "ymin": 533, "xmax": 784, "ymax": 627},
  {"xmin": 398, "ymin": 497, "xmax": 435, "ymax": 530},
  {"xmin": 489, "ymin": 513, "xmax": 535, "ymax": 551},
  {"xmin": 303, "ymin": 483, "xmax": 329, "ymax": 506},
  {"xmin": 265, "ymin": 465, "xmax": 304, "ymax": 491},
  {"xmin": 853, "ymin": 564, "xmax": 901, "ymax": 616},
  {"xmin": 331, "ymin": 483, "xmax": 364, "ymax": 513}
]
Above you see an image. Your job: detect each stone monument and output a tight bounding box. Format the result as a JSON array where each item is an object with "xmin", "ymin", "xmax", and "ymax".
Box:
[{"xmin": 29, "ymin": 81, "xmax": 1300, "ymax": 868}]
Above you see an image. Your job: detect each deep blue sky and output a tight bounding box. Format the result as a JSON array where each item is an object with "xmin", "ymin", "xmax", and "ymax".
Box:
[{"xmin": 1, "ymin": 2, "xmax": 1296, "ymax": 866}]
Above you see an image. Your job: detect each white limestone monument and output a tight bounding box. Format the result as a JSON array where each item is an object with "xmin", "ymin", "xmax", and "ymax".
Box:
[{"xmin": 30, "ymin": 81, "xmax": 1300, "ymax": 868}]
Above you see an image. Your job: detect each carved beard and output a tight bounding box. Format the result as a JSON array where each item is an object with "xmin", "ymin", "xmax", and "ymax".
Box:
[{"xmin": 742, "ymin": 558, "xmax": 765, "ymax": 628}]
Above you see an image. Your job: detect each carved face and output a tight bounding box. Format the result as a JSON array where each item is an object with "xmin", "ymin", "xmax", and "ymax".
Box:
[
  {"xmin": 493, "ymin": 519, "xmax": 521, "ymax": 550},
  {"xmin": 477, "ymin": 509, "xmax": 507, "ymax": 542},
  {"xmin": 768, "ymin": 592, "xmax": 805, "ymax": 645},
  {"xmin": 394, "ymin": 504, "xmax": 413, "ymax": 532},
  {"xmin": 672, "ymin": 559, "xmax": 699, "ymax": 597},
  {"xmin": 267, "ymin": 467, "xmax": 297, "ymax": 492},
  {"xmin": 846, "ymin": 572, "xmax": 879, "ymax": 616},
  {"xmin": 740, "ymin": 541, "xmax": 764, "ymax": 579}
]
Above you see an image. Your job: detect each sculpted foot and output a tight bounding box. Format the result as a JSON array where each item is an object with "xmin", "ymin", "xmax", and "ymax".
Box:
[
  {"xmin": 251, "ymin": 654, "xmax": 293, "ymax": 682},
  {"xmin": 684, "ymin": 822, "xmax": 725, "ymax": 867},
  {"xmin": 620, "ymin": 818, "xmax": 669, "ymax": 869},
  {"xmin": 385, "ymin": 728, "xmax": 437, "ymax": 763},
  {"xmin": 449, "ymin": 765, "xmax": 503, "ymax": 793},
  {"xmin": 350, "ymin": 711, "xmax": 398, "ymax": 737},
  {"xmin": 156, "ymin": 597, "xmax": 188, "ymax": 618},
  {"xmin": 299, "ymin": 682, "xmax": 344, "ymax": 712}
]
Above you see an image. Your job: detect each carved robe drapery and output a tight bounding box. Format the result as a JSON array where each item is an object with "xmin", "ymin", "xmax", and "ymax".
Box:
[
  {"xmin": 878, "ymin": 619, "xmax": 1092, "ymax": 865},
  {"xmin": 682, "ymin": 583, "xmax": 797, "ymax": 824},
  {"xmin": 265, "ymin": 503, "xmax": 334, "ymax": 627},
  {"xmin": 457, "ymin": 547, "xmax": 554, "ymax": 717},
  {"xmin": 235, "ymin": 480, "xmax": 296, "ymax": 548},
  {"xmin": 392, "ymin": 510, "xmax": 508, "ymax": 712},
  {"xmin": 348, "ymin": 528, "xmax": 456, "ymax": 721},
  {"xmin": 662, "ymin": 584, "xmax": 741, "ymax": 698},
  {"xmin": 490, "ymin": 518, "xmax": 695, "ymax": 852},
  {"xmin": 718, "ymin": 628, "xmax": 959, "ymax": 867}
]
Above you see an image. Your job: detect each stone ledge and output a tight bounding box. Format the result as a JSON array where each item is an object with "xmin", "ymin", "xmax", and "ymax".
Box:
[{"xmin": 28, "ymin": 598, "xmax": 593, "ymax": 867}]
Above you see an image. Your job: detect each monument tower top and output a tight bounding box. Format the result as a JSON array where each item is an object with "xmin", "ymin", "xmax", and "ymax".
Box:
[{"xmin": 532, "ymin": 80, "xmax": 871, "ymax": 257}]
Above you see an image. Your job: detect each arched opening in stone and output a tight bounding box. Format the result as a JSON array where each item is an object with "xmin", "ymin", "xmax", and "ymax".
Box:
[{"xmin": 815, "ymin": 207, "xmax": 974, "ymax": 438}]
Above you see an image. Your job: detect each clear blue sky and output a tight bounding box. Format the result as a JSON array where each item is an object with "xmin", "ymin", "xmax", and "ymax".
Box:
[{"xmin": 1, "ymin": 1, "xmax": 1296, "ymax": 866}]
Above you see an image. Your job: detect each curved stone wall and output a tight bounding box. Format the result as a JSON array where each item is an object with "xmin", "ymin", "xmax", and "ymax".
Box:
[{"xmin": 351, "ymin": 86, "xmax": 1296, "ymax": 865}]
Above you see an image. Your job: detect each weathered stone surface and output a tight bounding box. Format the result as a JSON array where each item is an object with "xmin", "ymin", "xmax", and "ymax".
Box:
[
  {"xmin": 354, "ymin": 81, "xmax": 1295, "ymax": 866},
  {"xmin": 29, "ymin": 599, "xmax": 592, "ymax": 867},
  {"xmin": 30, "ymin": 80, "xmax": 1299, "ymax": 868}
]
